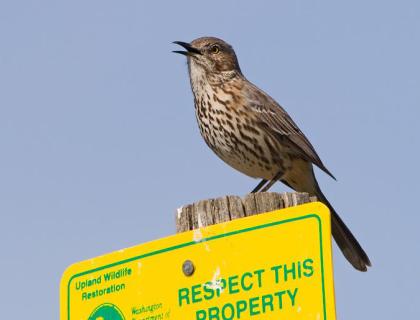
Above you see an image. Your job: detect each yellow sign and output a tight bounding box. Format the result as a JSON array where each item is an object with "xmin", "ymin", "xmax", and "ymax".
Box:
[{"xmin": 61, "ymin": 202, "xmax": 336, "ymax": 320}]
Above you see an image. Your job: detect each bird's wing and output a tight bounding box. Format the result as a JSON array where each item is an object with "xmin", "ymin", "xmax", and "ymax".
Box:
[{"xmin": 245, "ymin": 84, "xmax": 336, "ymax": 180}]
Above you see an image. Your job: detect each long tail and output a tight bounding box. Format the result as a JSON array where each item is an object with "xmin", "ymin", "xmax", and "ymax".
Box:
[{"xmin": 314, "ymin": 184, "xmax": 371, "ymax": 271}]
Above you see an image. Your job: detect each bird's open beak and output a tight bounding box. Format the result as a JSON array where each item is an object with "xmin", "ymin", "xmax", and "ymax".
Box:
[{"xmin": 172, "ymin": 41, "xmax": 202, "ymax": 56}]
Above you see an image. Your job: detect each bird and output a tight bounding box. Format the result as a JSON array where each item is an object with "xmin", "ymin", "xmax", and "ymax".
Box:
[{"xmin": 173, "ymin": 36, "xmax": 371, "ymax": 271}]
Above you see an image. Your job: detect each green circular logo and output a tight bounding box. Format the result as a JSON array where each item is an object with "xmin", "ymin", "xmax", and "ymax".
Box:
[{"xmin": 88, "ymin": 303, "xmax": 125, "ymax": 320}]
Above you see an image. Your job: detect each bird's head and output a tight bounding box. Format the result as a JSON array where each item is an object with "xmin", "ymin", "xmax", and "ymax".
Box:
[{"xmin": 173, "ymin": 37, "xmax": 241, "ymax": 78}]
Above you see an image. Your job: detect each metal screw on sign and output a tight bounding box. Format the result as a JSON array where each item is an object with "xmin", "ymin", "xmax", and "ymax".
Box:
[{"xmin": 182, "ymin": 260, "xmax": 195, "ymax": 276}]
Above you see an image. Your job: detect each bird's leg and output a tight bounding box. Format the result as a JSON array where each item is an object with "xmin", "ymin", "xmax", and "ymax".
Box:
[
  {"xmin": 259, "ymin": 179, "xmax": 277, "ymax": 192},
  {"xmin": 259, "ymin": 171, "xmax": 283, "ymax": 192},
  {"xmin": 251, "ymin": 179, "xmax": 268, "ymax": 193}
]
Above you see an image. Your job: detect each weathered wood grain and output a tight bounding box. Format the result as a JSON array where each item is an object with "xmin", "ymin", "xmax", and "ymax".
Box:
[{"xmin": 176, "ymin": 192, "xmax": 317, "ymax": 233}]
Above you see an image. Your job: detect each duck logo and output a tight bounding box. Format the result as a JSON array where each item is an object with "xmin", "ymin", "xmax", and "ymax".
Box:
[{"xmin": 88, "ymin": 303, "xmax": 125, "ymax": 320}]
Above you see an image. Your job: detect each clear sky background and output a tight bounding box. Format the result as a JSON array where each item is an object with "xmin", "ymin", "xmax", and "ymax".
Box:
[{"xmin": 1, "ymin": 0, "xmax": 419, "ymax": 318}]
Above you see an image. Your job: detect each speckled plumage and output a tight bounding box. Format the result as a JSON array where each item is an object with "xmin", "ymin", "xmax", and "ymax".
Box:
[{"xmin": 174, "ymin": 37, "xmax": 371, "ymax": 271}]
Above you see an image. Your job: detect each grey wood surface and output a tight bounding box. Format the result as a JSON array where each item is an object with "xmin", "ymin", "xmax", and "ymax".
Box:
[{"xmin": 176, "ymin": 192, "xmax": 316, "ymax": 233}]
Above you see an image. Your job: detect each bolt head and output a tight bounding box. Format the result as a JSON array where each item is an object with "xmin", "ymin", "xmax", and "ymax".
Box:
[{"xmin": 182, "ymin": 260, "xmax": 195, "ymax": 276}]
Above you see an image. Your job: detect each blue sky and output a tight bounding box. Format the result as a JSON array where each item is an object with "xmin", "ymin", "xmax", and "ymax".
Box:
[{"xmin": 0, "ymin": 1, "xmax": 419, "ymax": 319}]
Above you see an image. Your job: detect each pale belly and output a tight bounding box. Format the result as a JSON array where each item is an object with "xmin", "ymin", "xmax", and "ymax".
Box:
[
  {"xmin": 210, "ymin": 135, "xmax": 316, "ymax": 195},
  {"xmin": 216, "ymin": 147, "xmax": 282, "ymax": 180},
  {"xmin": 194, "ymin": 97, "xmax": 292, "ymax": 180}
]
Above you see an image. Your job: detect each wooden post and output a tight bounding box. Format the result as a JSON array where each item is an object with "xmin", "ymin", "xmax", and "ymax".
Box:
[{"xmin": 176, "ymin": 192, "xmax": 317, "ymax": 233}]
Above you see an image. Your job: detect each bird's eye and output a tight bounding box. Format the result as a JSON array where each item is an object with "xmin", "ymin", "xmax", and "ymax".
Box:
[{"xmin": 210, "ymin": 45, "xmax": 220, "ymax": 54}]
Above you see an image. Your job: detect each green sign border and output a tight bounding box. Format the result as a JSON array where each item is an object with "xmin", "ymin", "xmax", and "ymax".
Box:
[{"xmin": 66, "ymin": 214, "xmax": 326, "ymax": 319}]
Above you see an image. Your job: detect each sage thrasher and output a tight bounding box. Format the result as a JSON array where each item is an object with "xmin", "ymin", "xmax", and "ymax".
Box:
[{"xmin": 173, "ymin": 37, "xmax": 371, "ymax": 271}]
